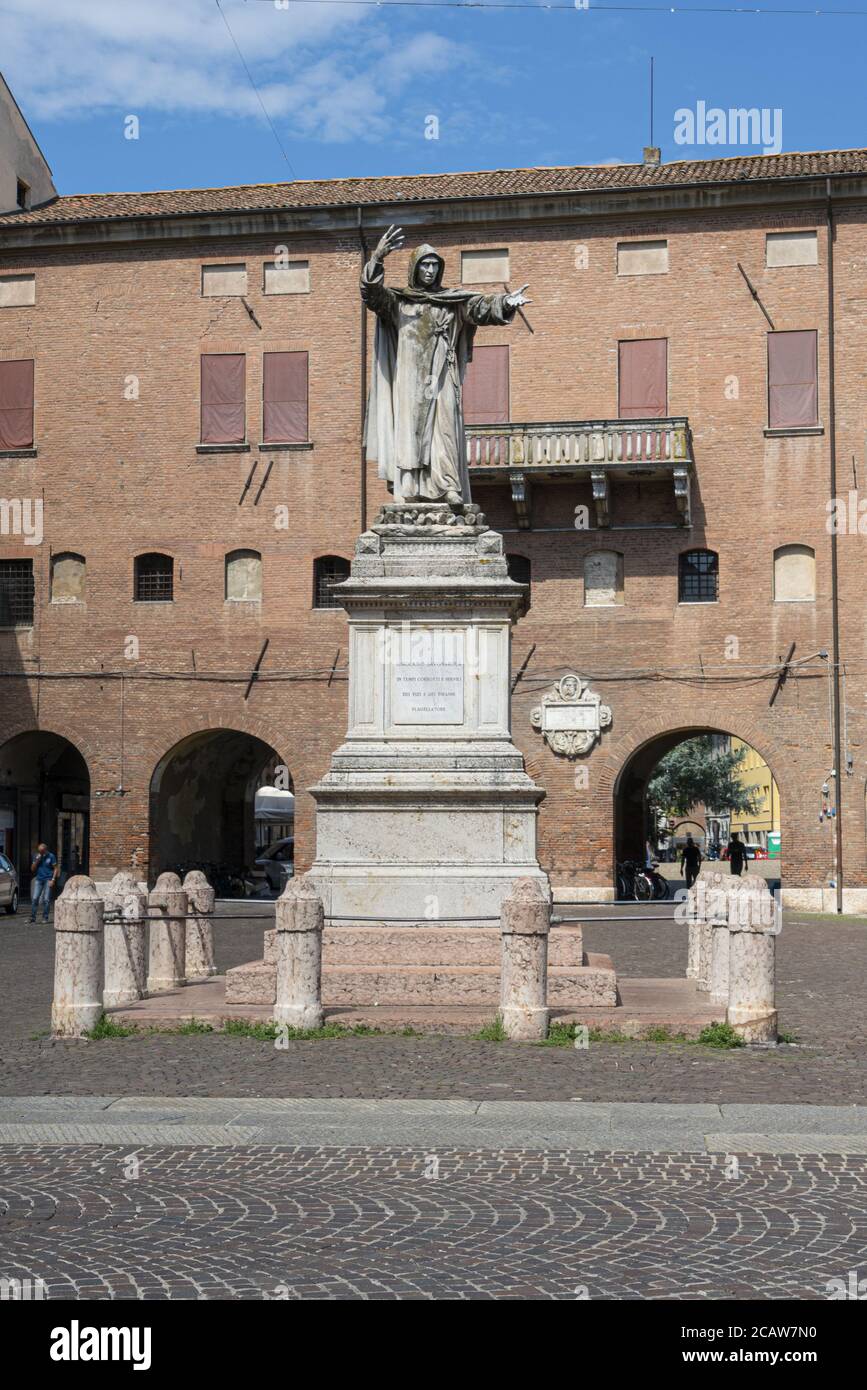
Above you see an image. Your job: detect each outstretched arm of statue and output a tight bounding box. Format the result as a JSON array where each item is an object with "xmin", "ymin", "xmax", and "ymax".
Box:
[
  {"xmin": 464, "ymin": 283, "xmax": 532, "ymax": 326},
  {"xmin": 361, "ymin": 225, "xmax": 404, "ymax": 321}
]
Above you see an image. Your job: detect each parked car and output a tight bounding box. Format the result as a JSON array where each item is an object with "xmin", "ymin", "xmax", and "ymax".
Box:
[
  {"xmin": 254, "ymin": 838, "xmax": 295, "ymax": 893},
  {"xmin": 0, "ymin": 853, "xmax": 19, "ymax": 914}
]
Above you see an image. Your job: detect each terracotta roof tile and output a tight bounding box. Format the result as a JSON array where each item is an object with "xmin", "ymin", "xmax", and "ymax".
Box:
[{"xmin": 2, "ymin": 148, "xmax": 865, "ymax": 228}]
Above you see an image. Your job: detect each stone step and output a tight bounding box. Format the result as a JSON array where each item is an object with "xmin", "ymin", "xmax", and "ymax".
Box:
[
  {"xmin": 225, "ymin": 956, "xmax": 616, "ymax": 1009},
  {"xmin": 262, "ymin": 924, "xmax": 584, "ymax": 968}
]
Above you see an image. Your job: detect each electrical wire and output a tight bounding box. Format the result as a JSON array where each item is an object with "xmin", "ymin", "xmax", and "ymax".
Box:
[{"xmin": 215, "ymin": 0, "xmax": 297, "ymax": 176}]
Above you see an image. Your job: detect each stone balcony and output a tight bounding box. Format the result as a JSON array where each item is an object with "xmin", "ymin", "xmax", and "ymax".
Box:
[{"xmin": 465, "ymin": 416, "xmax": 694, "ymax": 529}]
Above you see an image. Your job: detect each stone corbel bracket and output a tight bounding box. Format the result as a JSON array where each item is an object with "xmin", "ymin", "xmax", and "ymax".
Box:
[
  {"xmin": 590, "ymin": 471, "xmax": 609, "ymax": 528},
  {"xmin": 673, "ymin": 466, "xmax": 692, "ymax": 527},
  {"xmin": 510, "ymin": 471, "xmax": 531, "ymax": 529}
]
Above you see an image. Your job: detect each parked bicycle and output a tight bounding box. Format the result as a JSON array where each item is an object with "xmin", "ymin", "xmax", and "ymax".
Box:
[{"xmin": 616, "ymin": 859, "xmax": 670, "ymax": 901}]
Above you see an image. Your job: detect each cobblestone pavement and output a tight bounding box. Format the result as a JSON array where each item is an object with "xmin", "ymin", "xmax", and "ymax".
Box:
[
  {"xmin": 1, "ymin": 906, "xmax": 864, "ymax": 1104},
  {"xmin": 1, "ymin": 1143, "xmax": 864, "ymax": 1299}
]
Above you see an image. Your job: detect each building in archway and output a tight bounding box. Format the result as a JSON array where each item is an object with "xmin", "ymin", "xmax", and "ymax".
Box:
[
  {"xmin": 0, "ymin": 732, "xmax": 89, "ymax": 889},
  {"xmin": 1, "ymin": 77, "xmax": 865, "ymax": 905}
]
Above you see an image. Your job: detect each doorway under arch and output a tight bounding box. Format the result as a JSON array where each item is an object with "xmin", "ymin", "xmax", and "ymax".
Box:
[
  {"xmin": 0, "ymin": 730, "xmax": 90, "ymax": 889},
  {"xmin": 149, "ymin": 729, "xmax": 290, "ymax": 885},
  {"xmin": 614, "ymin": 727, "xmax": 782, "ymax": 882}
]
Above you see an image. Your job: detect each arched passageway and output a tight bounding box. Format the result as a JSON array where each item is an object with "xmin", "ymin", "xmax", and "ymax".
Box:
[
  {"xmin": 614, "ymin": 727, "xmax": 782, "ymax": 886},
  {"xmin": 0, "ymin": 731, "xmax": 90, "ymax": 889},
  {"xmin": 149, "ymin": 729, "xmax": 290, "ymax": 888}
]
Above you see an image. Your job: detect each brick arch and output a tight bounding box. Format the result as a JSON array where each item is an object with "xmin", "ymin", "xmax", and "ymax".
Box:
[
  {"xmin": 593, "ymin": 705, "xmax": 790, "ymax": 875},
  {"xmin": 146, "ymin": 720, "xmax": 295, "ymax": 882},
  {"xmin": 0, "ymin": 719, "xmax": 96, "ymax": 775},
  {"xmin": 144, "ymin": 714, "xmax": 293, "ymax": 790},
  {"xmin": 595, "ymin": 710, "xmax": 789, "ymax": 801}
]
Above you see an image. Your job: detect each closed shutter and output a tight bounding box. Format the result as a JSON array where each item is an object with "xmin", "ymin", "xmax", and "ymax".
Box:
[
  {"xmin": 263, "ymin": 351, "xmax": 308, "ymax": 443},
  {"xmin": 768, "ymin": 331, "xmax": 818, "ymax": 428},
  {"xmin": 0, "ymin": 359, "xmax": 34, "ymax": 448},
  {"xmin": 201, "ymin": 354, "xmax": 245, "ymax": 444},
  {"xmin": 463, "ymin": 345, "xmax": 509, "ymax": 425},
  {"xmin": 618, "ymin": 339, "xmax": 668, "ymax": 419}
]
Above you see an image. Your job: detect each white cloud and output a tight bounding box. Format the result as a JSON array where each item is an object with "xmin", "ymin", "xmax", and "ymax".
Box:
[{"xmin": 1, "ymin": 0, "xmax": 475, "ymax": 142}]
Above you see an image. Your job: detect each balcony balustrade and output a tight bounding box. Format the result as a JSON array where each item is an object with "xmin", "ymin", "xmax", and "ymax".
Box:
[{"xmin": 465, "ymin": 416, "xmax": 694, "ymax": 528}]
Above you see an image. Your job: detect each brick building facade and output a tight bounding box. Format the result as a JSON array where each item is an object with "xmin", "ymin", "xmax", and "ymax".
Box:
[{"xmin": 1, "ymin": 146, "xmax": 865, "ymax": 907}]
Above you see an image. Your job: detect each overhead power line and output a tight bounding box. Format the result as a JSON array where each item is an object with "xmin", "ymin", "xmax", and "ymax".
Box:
[{"xmin": 215, "ymin": 0, "xmax": 297, "ymax": 176}]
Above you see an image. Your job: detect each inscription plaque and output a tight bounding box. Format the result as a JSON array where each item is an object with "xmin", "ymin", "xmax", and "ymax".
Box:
[
  {"xmin": 543, "ymin": 704, "xmax": 597, "ymax": 733},
  {"xmin": 393, "ymin": 661, "xmax": 464, "ymax": 725}
]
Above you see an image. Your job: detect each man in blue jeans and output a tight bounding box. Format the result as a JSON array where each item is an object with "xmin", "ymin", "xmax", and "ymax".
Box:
[{"xmin": 30, "ymin": 843, "xmax": 59, "ymax": 923}]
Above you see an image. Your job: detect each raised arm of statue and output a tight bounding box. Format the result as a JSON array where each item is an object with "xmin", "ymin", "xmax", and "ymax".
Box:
[
  {"xmin": 360, "ymin": 223, "xmax": 405, "ymax": 323},
  {"xmin": 361, "ymin": 254, "xmax": 399, "ymax": 323}
]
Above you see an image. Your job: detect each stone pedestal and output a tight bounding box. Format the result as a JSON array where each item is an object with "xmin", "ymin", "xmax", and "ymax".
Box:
[
  {"xmin": 183, "ymin": 870, "xmax": 217, "ymax": 980},
  {"xmin": 147, "ymin": 872, "xmax": 187, "ymax": 993},
  {"xmin": 52, "ymin": 876, "xmax": 104, "ymax": 1038},
  {"xmin": 500, "ymin": 878, "xmax": 550, "ymax": 1040},
  {"xmin": 274, "ymin": 875, "xmax": 324, "ymax": 1030},
  {"xmin": 727, "ymin": 883, "xmax": 779, "ymax": 1044},
  {"xmin": 102, "ymin": 870, "xmax": 147, "ymax": 1007},
  {"xmin": 309, "ymin": 502, "xmax": 547, "ymax": 923}
]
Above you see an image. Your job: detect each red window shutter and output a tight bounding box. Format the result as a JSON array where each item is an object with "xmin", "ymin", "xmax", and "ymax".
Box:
[
  {"xmin": 0, "ymin": 359, "xmax": 34, "ymax": 449},
  {"xmin": 618, "ymin": 339, "xmax": 668, "ymax": 419},
  {"xmin": 463, "ymin": 345, "xmax": 509, "ymax": 425},
  {"xmin": 263, "ymin": 351, "xmax": 308, "ymax": 443},
  {"xmin": 201, "ymin": 354, "xmax": 245, "ymax": 444},
  {"xmin": 768, "ymin": 331, "xmax": 818, "ymax": 428}
]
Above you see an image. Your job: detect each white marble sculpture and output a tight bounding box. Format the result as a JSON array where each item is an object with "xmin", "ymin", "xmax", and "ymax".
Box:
[{"xmin": 362, "ymin": 225, "xmax": 531, "ymax": 505}]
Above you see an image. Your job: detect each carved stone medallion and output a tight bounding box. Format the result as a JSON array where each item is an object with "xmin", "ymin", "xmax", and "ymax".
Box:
[{"xmin": 530, "ymin": 673, "xmax": 612, "ymax": 757}]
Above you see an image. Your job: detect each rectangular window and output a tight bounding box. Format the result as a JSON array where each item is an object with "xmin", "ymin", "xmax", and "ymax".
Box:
[
  {"xmin": 0, "ymin": 274, "xmax": 36, "ymax": 308},
  {"xmin": 263, "ymin": 351, "xmax": 308, "ymax": 443},
  {"xmin": 461, "ymin": 249, "xmax": 510, "ymax": 285},
  {"xmin": 0, "ymin": 559, "xmax": 34, "ymax": 627},
  {"xmin": 766, "ymin": 231, "xmax": 818, "ymax": 268},
  {"xmin": 201, "ymin": 264, "xmax": 247, "ymax": 297},
  {"xmin": 0, "ymin": 359, "xmax": 34, "ymax": 448},
  {"xmin": 263, "ymin": 260, "xmax": 310, "ymax": 295},
  {"xmin": 618, "ymin": 339, "xmax": 667, "ymax": 419},
  {"xmin": 679, "ymin": 550, "xmax": 718, "ymax": 604},
  {"xmin": 462, "ymin": 345, "xmax": 509, "ymax": 425},
  {"xmin": 617, "ymin": 240, "xmax": 668, "ymax": 276},
  {"xmin": 201, "ymin": 354, "xmax": 245, "ymax": 444},
  {"xmin": 767, "ymin": 330, "xmax": 818, "ymax": 429}
]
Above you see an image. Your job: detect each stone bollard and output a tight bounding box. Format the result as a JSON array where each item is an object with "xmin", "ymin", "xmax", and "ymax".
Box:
[
  {"xmin": 687, "ymin": 872, "xmax": 728, "ymax": 993},
  {"xmin": 727, "ymin": 880, "xmax": 779, "ymax": 1045},
  {"xmin": 102, "ymin": 870, "xmax": 148, "ymax": 1007},
  {"xmin": 500, "ymin": 877, "xmax": 550, "ymax": 1041},
  {"xmin": 183, "ymin": 870, "xmax": 217, "ymax": 980},
  {"xmin": 709, "ymin": 923, "xmax": 730, "ymax": 1004},
  {"xmin": 147, "ymin": 872, "xmax": 188, "ymax": 994},
  {"xmin": 52, "ymin": 876, "xmax": 104, "ymax": 1038},
  {"xmin": 273, "ymin": 875, "xmax": 324, "ymax": 1030}
]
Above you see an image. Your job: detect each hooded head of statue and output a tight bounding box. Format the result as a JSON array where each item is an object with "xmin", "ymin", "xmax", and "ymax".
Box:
[{"xmin": 408, "ymin": 243, "xmax": 445, "ymax": 292}]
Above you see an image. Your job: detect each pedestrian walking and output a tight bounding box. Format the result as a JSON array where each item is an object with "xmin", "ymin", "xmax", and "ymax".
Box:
[
  {"xmin": 29, "ymin": 843, "xmax": 58, "ymax": 923},
  {"xmin": 680, "ymin": 834, "xmax": 703, "ymax": 891},
  {"xmin": 726, "ymin": 832, "xmax": 748, "ymax": 877}
]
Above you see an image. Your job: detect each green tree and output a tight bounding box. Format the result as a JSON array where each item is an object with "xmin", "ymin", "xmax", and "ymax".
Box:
[{"xmin": 647, "ymin": 736, "xmax": 761, "ymax": 822}]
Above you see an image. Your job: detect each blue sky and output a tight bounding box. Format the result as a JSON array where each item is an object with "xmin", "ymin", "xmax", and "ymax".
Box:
[{"xmin": 3, "ymin": 0, "xmax": 866, "ymax": 194}]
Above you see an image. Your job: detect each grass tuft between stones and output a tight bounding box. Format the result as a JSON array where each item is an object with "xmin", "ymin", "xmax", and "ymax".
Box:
[
  {"xmin": 80, "ymin": 1014, "xmax": 763, "ymax": 1049},
  {"xmin": 80, "ymin": 1014, "xmax": 424, "ymax": 1042}
]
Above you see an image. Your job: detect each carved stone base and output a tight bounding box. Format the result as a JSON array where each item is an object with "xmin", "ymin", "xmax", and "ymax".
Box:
[{"xmin": 309, "ymin": 509, "xmax": 546, "ymax": 923}]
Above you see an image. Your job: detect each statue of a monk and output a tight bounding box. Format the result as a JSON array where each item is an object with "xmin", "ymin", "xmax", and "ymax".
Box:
[{"xmin": 362, "ymin": 225, "xmax": 531, "ymax": 505}]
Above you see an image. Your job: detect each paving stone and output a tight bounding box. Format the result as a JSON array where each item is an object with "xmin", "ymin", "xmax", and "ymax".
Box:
[{"xmin": 0, "ymin": 1144, "xmax": 865, "ymax": 1300}]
